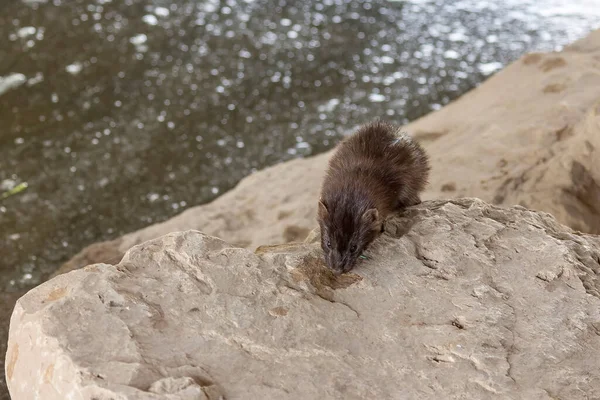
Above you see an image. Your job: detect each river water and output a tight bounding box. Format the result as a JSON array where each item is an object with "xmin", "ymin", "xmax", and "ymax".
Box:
[{"xmin": 1, "ymin": 0, "xmax": 599, "ymax": 294}]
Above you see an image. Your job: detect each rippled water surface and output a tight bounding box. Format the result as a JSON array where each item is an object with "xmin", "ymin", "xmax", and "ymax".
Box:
[{"xmin": 1, "ymin": 0, "xmax": 599, "ymax": 292}]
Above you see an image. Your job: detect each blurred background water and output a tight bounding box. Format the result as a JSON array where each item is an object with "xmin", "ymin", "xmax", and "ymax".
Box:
[{"xmin": 1, "ymin": 0, "xmax": 599, "ymax": 295}]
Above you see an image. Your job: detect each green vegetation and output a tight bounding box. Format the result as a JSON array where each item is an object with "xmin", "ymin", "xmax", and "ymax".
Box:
[{"xmin": 1, "ymin": 182, "xmax": 28, "ymax": 199}]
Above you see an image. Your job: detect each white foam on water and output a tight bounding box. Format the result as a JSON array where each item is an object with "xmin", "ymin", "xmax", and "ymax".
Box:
[
  {"xmin": 154, "ymin": 7, "xmax": 169, "ymax": 17},
  {"xmin": 27, "ymin": 72, "xmax": 44, "ymax": 86},
  {"xmin": 65, "ymin": 62, "xmax": 83, "ymax": 75},
  {"xmin": 17, "ymin": 26, "xmax": 36, "ymax": 38},
  {"xmin": 368, "ymin": 93, "xmax": 386, "ymax": 102},
  {"xmin": 444, "ymin": 49, "xmax": 460, "ymax": 59},
  {"xmin": 318, "ymin": 98, "xmax": 341, "ymax": 113},
  {"xmin": 0, "ymin": 73, "xmax": 26, "ymax": 96},
  {"xmin": 142, "ymin": 15, "xmax": 158, "ymax": 25},
  {"xmin": 130, "ymin": 34, "xmax": 147, "ymax": 45},
  {"xmin": 478, "ymin": 62, "xmax": 503, "ymax": 75}
]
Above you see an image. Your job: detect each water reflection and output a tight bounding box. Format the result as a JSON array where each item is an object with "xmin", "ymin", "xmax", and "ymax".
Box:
[{"xmin": 0, "ymin": 0, "xmax": 598, "ymax": 290}]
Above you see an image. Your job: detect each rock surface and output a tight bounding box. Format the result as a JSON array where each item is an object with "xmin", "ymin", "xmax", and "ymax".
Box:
[
  {"xmin": 0, "ymin": 291, "xmax": 25, "ymax": 400},
  {"xmin": 7, "ymin": 199, "xmax": 600, "ymax": 399},
  {"xmin": 56, "ymin": 28, "xmax": 600, "ymax": 276}
]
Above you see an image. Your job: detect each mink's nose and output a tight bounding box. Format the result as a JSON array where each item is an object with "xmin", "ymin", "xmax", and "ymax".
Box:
[
  {"xmin": 329, "ymin": 260, "xmax": 344, "ymax": 275},
  {"xmin": 341, "ymin": 261, "xmax": 356, "ymax": 274},
  {"xmin": 332, "ymin": 258, "xmax": 353, "ymax": 275}
]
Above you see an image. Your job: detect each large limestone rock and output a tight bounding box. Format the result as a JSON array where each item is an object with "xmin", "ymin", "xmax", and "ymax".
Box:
[
  {"xmin": 56, "ymin": 28, "xmax": 600, "ymax": 276},
  {"xmin": 7, "ymin": 199, "xmax": 600, "ymax": 399}
]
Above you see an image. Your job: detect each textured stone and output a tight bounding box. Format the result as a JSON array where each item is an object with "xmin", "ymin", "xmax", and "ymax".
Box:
[
  {"xmin": 7, "ymin": 199, "xmax": 600, "ymax": 399},
  {"xmin": 0, "ymin": 291, "xmax": 25, "ymax": 400}
]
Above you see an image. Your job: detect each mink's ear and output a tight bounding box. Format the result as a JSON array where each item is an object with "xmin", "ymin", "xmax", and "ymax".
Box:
[
  {"xmin": 361, "ymin": 208, "xmax": 381, "ymax": 229},
  {"xmin": 318, "ymin": 199, "xmax": 329, "ymax": 218}
]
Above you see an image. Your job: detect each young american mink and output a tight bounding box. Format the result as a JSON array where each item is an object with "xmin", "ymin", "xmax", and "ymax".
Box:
[{"xmin": 317, "ymin": 120, "xmax": 430, "ymax": 274}]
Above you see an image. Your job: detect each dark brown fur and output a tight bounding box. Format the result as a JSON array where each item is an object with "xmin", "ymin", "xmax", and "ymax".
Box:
[{"xmin": 317, "ymin": 120, "xmax": 430, "ymax": 274}]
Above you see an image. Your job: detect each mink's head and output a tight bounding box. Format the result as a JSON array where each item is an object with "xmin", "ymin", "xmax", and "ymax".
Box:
[{"xmin": 317, "ymin": 199, "xmax": 382, "ymax": 274}]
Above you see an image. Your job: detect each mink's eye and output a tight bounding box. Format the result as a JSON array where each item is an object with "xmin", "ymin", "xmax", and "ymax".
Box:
[
  {"xmin": 326, "ymin": 240, "xmax": 332, "ymax": 249},
  {"xmin": 350, "ymin": 245, "xmax": 357, "ymax": 252}
]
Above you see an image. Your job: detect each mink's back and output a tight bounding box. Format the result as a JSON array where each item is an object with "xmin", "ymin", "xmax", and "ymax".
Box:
[{"xmin": 322, "ymin": 121, "xmax": 430, "ymax": 212}]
